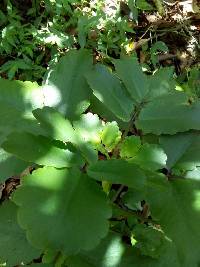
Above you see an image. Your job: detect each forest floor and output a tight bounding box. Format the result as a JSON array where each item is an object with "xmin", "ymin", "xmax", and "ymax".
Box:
[{"xmin": 0, "ymin": 0, "xmax": 200, "ymax": 82}]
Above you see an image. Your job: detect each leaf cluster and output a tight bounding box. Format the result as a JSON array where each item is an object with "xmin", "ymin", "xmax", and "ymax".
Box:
[{"xmin": 0, "ymin": 49, "xmax": 200, "ymax": 267}]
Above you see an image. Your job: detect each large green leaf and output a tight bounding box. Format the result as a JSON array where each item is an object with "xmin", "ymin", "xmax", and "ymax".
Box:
[
  {"xmin": 0, "ymin": 79, "xmax": 43, "ymax": 114},
  {"xmin": 87, "ymin": 159, "xmax": 146, "ymax": 189},
  {"xmin": 0, "ymin": 79, "xmax": 44, "ymax": 143},
  {"xmin": 184, "ymin": 167, "xmax": 200, "ymax": 180},
  {"xmin": 33, "ymin": 106, "xmax": 75, "ymax": 143},
  {"xmin": 43, "ymin": 49, "xmax": 92, "ymax": 119},
  {"xmin": 86, "ymin": 65, "xmax": 134, "ymax": 122},
  {"xmin": 128, "ymin": 144, "xmax": 167, "ymax": 171},
  {"xmin": 114, "ymin": 57, "xmax": 149, "ymax": 103},
  {"xmin": 73, "ymin": 113, "xmax": 103, "ymax": 145},
  {"xmin": 13, "ymin": 167, "xmax": 111, "ymax": 254},
  {"xmin": 66, "ymin": 232, "xmax": 179, "ymax": 267},
  {"xmin": 0, "ymin": 201, "xmax": 40, "ymax": 266},
  {"xmin": 0, "ymin": 103, "xmax": 45, "ymax": 145},
  {"xmin": 0, "ymin": 149, "xmax": 28, "ymax": 183},
  {"xmin": 132, "ymin": 224, "xmax": 170, "ymax": 259},
  {"xmin": 2, "ymin": 132, "xmax": 83, "ymax": 168},
  {"xmin": 160, "ymin": 133, "xmax": 200, "ymax": 170},
  {"xmin": 146, "ymin": 176, "xmax": 200, "ymax": 267},
  {"xmin": 147, "ymin": 67, "xmax": 175, "ymax": 100},
  {"xmin": 136, "ymin": 92, "xmax": 200, "ymax": 134},
  {"xmin": 33, "ymin": 109, "xmax": 98, "ymax": 164},
  {"xmin": 90, "ymin": 95, "xmax": 130, "ymax": 130}
]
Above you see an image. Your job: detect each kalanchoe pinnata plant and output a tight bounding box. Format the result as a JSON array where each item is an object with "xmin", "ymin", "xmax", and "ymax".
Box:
[{"xmin": 0, "ymin": 49, "xmax": 200, "ymax": 267}]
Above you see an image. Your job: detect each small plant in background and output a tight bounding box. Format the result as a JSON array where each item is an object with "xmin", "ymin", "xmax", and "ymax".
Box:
[{"xmin": 0, "ymin": 0, "xmax": 136, "ymax": 81}]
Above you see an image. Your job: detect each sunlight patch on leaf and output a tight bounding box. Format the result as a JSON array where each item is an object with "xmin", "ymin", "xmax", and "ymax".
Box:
[
  {"xmin": 193, "ymin": 191, "xmax": 200, "ymax": 212},
  {"xmin": 102, "ymin": 236, "xmax": 125, "ymax": 267},
  {"xmin": 42, "ymin": 83, "xmax": 62, "ymax": 107}
]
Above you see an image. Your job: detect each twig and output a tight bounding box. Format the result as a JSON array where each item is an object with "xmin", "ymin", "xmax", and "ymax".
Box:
[{"xmin": 111, "ymin": 185, "xmax": 125, "ymax": 203}]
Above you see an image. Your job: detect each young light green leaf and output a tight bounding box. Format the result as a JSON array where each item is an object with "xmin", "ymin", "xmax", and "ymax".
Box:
[
  {"xmin": 2, "ymin": 132, "xmax": 83, "ymax": 168},
  {"xmin": 114, "ymin": 57, "xmax": 149, "ymax": 103},
  {"xmin": 43, "ymin": 49, "xmax": 93, "ymax": 119},
  {"xmin": 86, "ymin": 64, "xmax": 134, "ymax": 122},
  {"xmin": 0, "ymin": 201, "xmax": 41, "ymax": 266},
  {"xmin": 13, "ymin": 167, "xmax": 111, "ymax": 254},
  {"xmin": 120, "ymin": 136, "xmax": 141, "ymax": 158},
  {"xmin": 136, "ymin": 0, "xmax": 154, "ymax": 10},
  {"xmin": 101, "ymin": 122, "xmax": 122, "ymax": 152},
  {"xmin": 87, "ymin": 159, "xmax": 146, "ymax": 189},
  {"xmin": 136, "ymin": 92, "xmax": 200, "ymax": 134}
]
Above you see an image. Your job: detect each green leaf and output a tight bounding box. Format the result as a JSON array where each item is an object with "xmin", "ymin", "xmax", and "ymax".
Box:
[
  {"xmin": 87, "ymin": 159, "xmax": 146, "ymax": 189},
  {"xmin": 133, "ymin": 224, "xmax": 168, "ymax": 259},
  {"xmin": 184, "ymin": 167, "xmax": 200, "ymax": 180},
  {"xmin": 0, "ymin": 201, "xmax": 40, "ymax": 266},
  {"xmin": 43, "ymin": 49, "xmax": 92, "ymax": 119},
  {"xmin": 66, "ymin": 231, "xmax": 179, "ymax": 267},
  {"xmin": 86, "ymin": 65, "xmax": 134, "ymax": 122},
  {"xmin": 120, "ymin": 136, "xmax": 141, "ymax": 158},
  {"xmin": 73, "ymin": 113, "xmax": 102, "ymax": 145},
  {"xmin": 33, "ymin": 108, "xmax": 97, "ymax": 164},
  {"xmin": 122, "ymin": 189, "xmax": 143, "ymax": 211},
  {"xmin": 0, "ymin": 78, "xmax": 43, "ymax": 114},
  {"xmin": 90, "ymin": 95, "xmax": 130, "ymax": 130},
  {"xmin": 2, "ymin": 132, "xmax": 83, "ymax": 168},
  {"xmin": 147, "ymin": 67, "xmax": 175, "ymax": 100},
  {"xmin": 101, "ymin": 122, "xmax": 122, "ymax": 152},
  {"xmin": 160, "ymin": 133, "xmax": 200, "ymax": 170},
  {"xmin": 42, "ymin": 250, "xmax": 66, "ymax": 267},
  {"xmin": 73, "ymin": 113, "xmax": 103, "ymax": 164},
  {"xmin": 42, "ymin": 249, "xmax": 58, "ymax": 264},
  {"xmin": 29, "ymin": 264, "xmax": 54, "ymax": 267},
  {"xmin": 146, "ymin": 176, "xmax": 200, "ymax": 267},
  {"xmin": 0, "ymin": 79, "xmax": 45, "ymax": 142},
  {"xmin": 0, "ymin": 103, "xmax": 44, "ymax": 145},
  {"xmin": 135, "ymin": 0, "xmax": 154, "ymax": 10},
  {"xmin": 33, "ymin": 106, "xmax": 75, "ymax": 143},
  {"xmin": 136, "ymin": 92, "xmax": 200, "ymax": 134},
  {"xmin": 66, "ymin": 232, "xmax": 126, "ymax": 267},
  {"xmin": 13, "ymin": 167, "xmax": 111, "ymax": 254},
  {"xmin": 129, "ymin": 144, "xmax": 167, "ymax": 171},
  {"xmin": 114, "ymin": 57, "xmax": 149, "ymax": 103},
  {"xmin": 0, "ymin": 149, "xmax": 28, "ymax": 183},
  {"xmin": 160, "ymin": 133, "xmax": 194, "ymax": 169}
]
